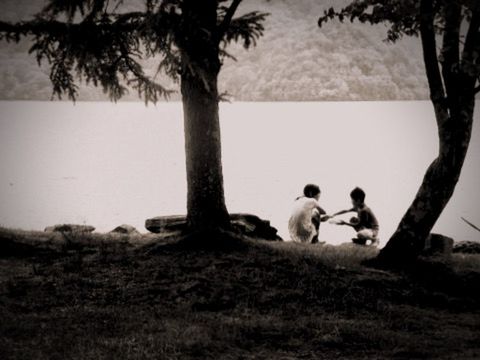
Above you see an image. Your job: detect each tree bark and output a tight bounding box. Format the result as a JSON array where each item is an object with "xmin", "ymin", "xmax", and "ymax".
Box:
[
  {"xmin": 377, "ymin": 104, "xmax": 474, "ymax": 265},
  {"xmin": 376, "ymin": 0, "xmax": 477, "ymax": 266},
  {"xmin": 179, "ymin": 0, "xmax": 231, "ymax": 232},
  {"xmin": 181, "ymin": 71, "xmax": 230, "ymax": 231}
]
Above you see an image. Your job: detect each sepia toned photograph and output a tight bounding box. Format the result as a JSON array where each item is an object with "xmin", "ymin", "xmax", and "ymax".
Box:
[{"xmin": 1, "ymin": 0, "xmax": 479, "ymax": 358}]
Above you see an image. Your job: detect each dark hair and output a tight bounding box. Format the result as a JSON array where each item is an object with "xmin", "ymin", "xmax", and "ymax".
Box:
[
  {"xmin": 303, "ymin": 184, "xmax": 321, "ymax": 198},
  {"xmin": 350, "ymin": 187, "xmax": 366, "ymax": 202}
]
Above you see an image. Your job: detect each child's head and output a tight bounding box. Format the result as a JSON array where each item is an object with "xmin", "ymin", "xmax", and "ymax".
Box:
[
  {"xmin": 350, "ymin": 187, "xmax": 366, "ymax": 207},
  {"xmin": 303, "ymin": 184, "xmax": 321, "ymax": 200}
]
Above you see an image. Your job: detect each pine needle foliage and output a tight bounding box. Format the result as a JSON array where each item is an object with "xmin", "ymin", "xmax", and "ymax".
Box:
[{"xmin": 0, "ymin": 0, "xmax": 268, "ymax": 103}]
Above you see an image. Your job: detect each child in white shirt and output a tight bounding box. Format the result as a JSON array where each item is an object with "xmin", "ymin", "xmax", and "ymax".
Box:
[{"xmin": 288, "ymin": 184, "xmax": 330, "ymax": 243}]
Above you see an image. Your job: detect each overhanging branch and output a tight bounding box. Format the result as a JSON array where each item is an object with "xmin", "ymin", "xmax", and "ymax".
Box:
[
  {"xmin": 218, "ymin": 0, "xmax": 242, "ymax": 37},
  {"xmin": 0, "ymin": 20, "xmax": 70, "ymax": 40},
  {"xmin": 0, "ymin": 13, "xmax": 176, "ymax": 103},
  {"xmin": 117, "ymin": 39, "xmax": 174, "ymax": 103},
  {"xmin": 0, "ymin": 18, "xmax": 137, "ymax": 42}
]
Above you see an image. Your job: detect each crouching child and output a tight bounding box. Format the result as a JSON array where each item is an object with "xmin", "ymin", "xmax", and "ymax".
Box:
[
  {"xmin": 288, "ymin": 184, "xmax": 330, "ymax": 244},
  {"xmin": 332, "ymin": 187, "xmax": 379, "ymax": 246}
]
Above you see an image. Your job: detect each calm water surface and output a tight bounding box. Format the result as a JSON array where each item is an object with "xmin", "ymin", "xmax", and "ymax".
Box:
[{"xmin": 1, "ymin": 101, "xmax": 479, "ymax": 245}]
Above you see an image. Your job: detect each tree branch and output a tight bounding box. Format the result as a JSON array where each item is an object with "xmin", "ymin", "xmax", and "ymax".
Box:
[
  {"xmin": 117, "ymin": 38, "xmax": 174, "ymax": 103},
  {"xmin": 419, "ymin": 0, "xmax": 447, "ymax": 120},
  {"xmin": 218, "ymin": 0, "xmax": 242, "ymax": 37},
  {"xmin": 0, "ymin": 18, "xmax": 137, "ymax": 42},
  {"xmin": 462, "ymin": 1, "xmax": 480, "ymax": 63},
  {"xmin": 0, "ymin": 19, "xmax": 68, "ymax": 40},
  {"xmin": 440, "ymin": 1, "xmax": 461, "ymax": 111},
  {"xmin": 458, "ymin": 1, "xmax": 480, "ymax": 98},
  {"xmin": 461, "ymin": 0, "xmax": 480, "ymax": 90},
  {"xmin": 221, "ymin": 11, "xmax": 267, "ymax": 49},
  {"xmin": 461, "ymin": 217, "xmax": 480, "ymax": 233},
  {"xmin": 441, "ymin": 3, "xmax": 461, "ymax": 82}
]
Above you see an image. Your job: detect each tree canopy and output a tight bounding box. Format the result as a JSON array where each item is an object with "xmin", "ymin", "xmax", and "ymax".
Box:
[
  {"xmin": 0, "ymin": 0, "xmax": 268, "ymax": 103},
  {"xmin": 319, "ymin": 0, "xmax": 480, "ymax": 95}
]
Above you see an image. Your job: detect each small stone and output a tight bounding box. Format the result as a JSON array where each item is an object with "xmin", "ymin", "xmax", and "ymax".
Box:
[
  {"xmin": 110, "ymin": 224, "xmax": 140, "ymax": 235},
  {"xmin": 423, "ymin": 233, "xmax": 453, "ymax": 257}
]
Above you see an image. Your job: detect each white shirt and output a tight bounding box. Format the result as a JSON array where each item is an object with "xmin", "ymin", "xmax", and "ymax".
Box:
[{"xmin": 288, "ymin": 197, "xmax": 323, "ymax": 243}]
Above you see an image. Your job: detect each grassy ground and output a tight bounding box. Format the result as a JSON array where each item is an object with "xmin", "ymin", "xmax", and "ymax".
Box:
[{"xmin": 1, "ymin": 227, "xmax": 479, "ymax": 359}]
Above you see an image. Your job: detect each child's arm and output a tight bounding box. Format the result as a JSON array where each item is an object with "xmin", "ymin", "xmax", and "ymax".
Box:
[
  {"xmin": 332, "ymin": 208, "xmax": 355, "ymax": 217},
  {"xmin": 337, "ymin": 220, "xmax": 356, "ymax": 228},
  {"xmin": 316, "ymin": 205, "xmax": 331, "ymax": 222}
]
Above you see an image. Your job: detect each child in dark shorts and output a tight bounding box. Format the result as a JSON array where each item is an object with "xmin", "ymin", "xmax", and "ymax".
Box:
[{"xmin": 331, "ymin": 187, "xmax": 379, "ymax": 246}]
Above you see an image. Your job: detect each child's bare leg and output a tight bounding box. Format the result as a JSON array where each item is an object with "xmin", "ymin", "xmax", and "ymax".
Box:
[
  {"xmin": 357, "ymin": 229, "xmax": 379, "ymax": 246},
  {"xmin": 352, "ymin": 237, "xmax": 367, "ymax": 245},
  {"xmin": 311, "ymin": 212, "xmax": 321, "ymax": 244}
]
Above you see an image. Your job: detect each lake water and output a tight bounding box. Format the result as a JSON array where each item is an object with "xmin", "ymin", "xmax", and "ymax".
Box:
[{"xmin": 0, "ymin": 101, "xmax": 479, "ymax": 246}]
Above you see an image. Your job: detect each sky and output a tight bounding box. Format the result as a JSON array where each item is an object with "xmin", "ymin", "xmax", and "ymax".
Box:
[{"xmin": 0, "ymin": 0, "xmax": 429, "ymax": 101}]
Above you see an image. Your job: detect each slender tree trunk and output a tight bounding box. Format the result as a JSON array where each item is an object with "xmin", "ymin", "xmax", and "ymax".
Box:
[
  {"xmin": 375, "ymin": 0, "xmax": 477, "ymax": 266},
  {"xmin": 179, "ymin": 0, "xmax": 230, "ymax": 232},
  {"xmin": 377, "ymin": 102, "xmax": 474, "ymax": 265}
]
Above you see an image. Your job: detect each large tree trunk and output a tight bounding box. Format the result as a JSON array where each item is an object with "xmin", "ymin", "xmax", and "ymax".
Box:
[
  {"xmin": 376, "ymin": 0, "xmax": 478, "ymax": 266},
  {"xmin": 181, "ymin": 72, "xmax": 230, "ymax": 231},
  {"xmin": 179, "ymin": 0, "xmax": 230, "ymax": 232}
]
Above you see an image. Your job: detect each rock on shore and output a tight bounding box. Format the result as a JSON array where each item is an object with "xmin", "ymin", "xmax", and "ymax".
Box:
[
  {"xmin": 145, "ymin": 213, "xmax": 282, "ymax": 241},
  {"xmin": 110, "ymin": 224, "xmax": 140, "ymax": 235},
  {"xmin": 422, "ymin": 233, "xmax": 454, "ymax": 257}
]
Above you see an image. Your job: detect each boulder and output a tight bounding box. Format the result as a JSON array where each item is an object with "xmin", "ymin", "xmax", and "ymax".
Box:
[
  {"xmin": 453, "ymin": 241, "xmax": 480, "ymax": 254},
  {"xmin": 44, "ymin": 224, "xmax": 95, "ymax": 233},
  {"xmin": 422, "ymin": 233, "xmax": 454, "ymax": 257},
  {"xmin": 110, "ymin": 224, "xmax": 140, "ymax": 235},
  {"xmin": 145, "ymin": 213, "xmax": 282, "ymax": 241},
  {"xmin": 145, "ymin": 215, "xmax": 188, "ymax": 234},
  {"xmin": 230, "ymin": 213, "xmax": 282, "ymax": 241}
]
